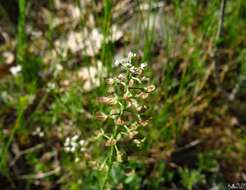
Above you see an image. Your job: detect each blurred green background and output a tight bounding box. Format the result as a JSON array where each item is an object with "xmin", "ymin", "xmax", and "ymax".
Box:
[{"xmin": 0, "ymin": 0, "xmax": 245, "ymax": 189}]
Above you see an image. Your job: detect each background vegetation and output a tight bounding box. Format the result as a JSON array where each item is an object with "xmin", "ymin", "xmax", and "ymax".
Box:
[{"xmin": 0, "ymin": 0, "xmax": 245, "ymax": 189}]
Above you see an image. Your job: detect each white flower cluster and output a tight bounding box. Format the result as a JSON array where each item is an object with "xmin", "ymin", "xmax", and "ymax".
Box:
[
  {"xmin": 64, "ymin": 135, "xmax": 86, "ymax": 153},
  {"xmin": 10, "ymin": 65, "xmax": 22, "ymax": 76},
  {"xmin": 32, "ymin": 127, "xmax": 44, "ymax": 137},
  {"xmin": 54, "ymin": 63, "xmax": 63, "ymax": 77},
  {"xmin": 114, "ymin": 52, "xmax": 147, "ymax": 75},
  {"xmin": 114, "ymin": 51, "xmax": 136, "ymax": 67}
]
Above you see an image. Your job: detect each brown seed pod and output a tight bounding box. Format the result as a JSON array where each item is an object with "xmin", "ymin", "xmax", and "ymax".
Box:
[
  {"xmin": 128, "ymin": 79, "xmax": 134, "ymax": 87},
  {"xmin": 105, "ymin": 139, "xmax": 117, "ymax": 146},
  {"xmin": 129, "ymin": 131, "xmax": 138, "ymax": 139},
  {"xmin": 106, "ymin": 78, "xmax": 115, "ymax": 85},
  {"xmin": 137, "ymin": 92, "xmax": 149, "ymax": 99},
  {"xmin": 95, "ymin": 112, "xmax": 108, "ymax": 121},
  {"xmin": 136, "ymin": 105, "xmax": 148, "ymax": 113},
  {"xmin": 115, "ymin": 117, "xmax": 126, "ymax": 126},
  {"xmin": 145, "ymin": 85, "xmax": 156, "ymax": 93},
  {"xmin": 117, "ymin": 73, "xmax": 126, "ymax": 81},
  {"xmin": 97, "ymin": 97, "xmax": 117, "ymax": 105},
  {"xmin": 139, "ymin": 120, "xmax": 149, "ymax": 127}
]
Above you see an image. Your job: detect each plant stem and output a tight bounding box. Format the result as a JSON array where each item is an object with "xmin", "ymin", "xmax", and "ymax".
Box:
[
  {"xmin": 100, "ymin": 125, "xmax": 118, "ymax": 190},
  {"xmin": 17, "ymin": 0, "xmax": 26, "ymax": 65}
]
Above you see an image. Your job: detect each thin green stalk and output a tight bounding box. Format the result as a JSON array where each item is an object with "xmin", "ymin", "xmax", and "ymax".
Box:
[
  {"xmin": 101, "ymin": 0, "xmax": 113, "ymax": 75},
  {"xmin": 100, "ymin": 125, "xmax": 118, "ymax": 190},
  {"xmin": 17, "ymin": 0, "xmax": 26, "ymax": 65}
]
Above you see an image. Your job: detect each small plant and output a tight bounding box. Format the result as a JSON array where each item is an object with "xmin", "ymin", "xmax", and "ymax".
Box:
[
  {"xmin": 96, "ymin": 52, "xmax": 155, "ymax": 189},
  {"xmin": 179, "ymin": 167, "xmax": 205, "ymax": 190}
]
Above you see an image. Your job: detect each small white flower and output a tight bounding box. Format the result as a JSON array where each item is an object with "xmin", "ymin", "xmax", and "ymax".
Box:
[
  {"xmin": 71, "ymin": 141, "xmax": 78, "ymax": 148},
  {"xmin": 70, "ymin": 146, "xmax": 76, "ymax": 152},
  {"xmin": 65, "ymin": 137, "xmax": 70, "ymax": 143},
  {"xmin": 123, "ymin": 62, "xmax": 131, "ymax": 68},
  {"xmin": 32, "ymin": 127, "xmax": 44, "ymax": 137},
  {"xmin": 72, "ymin": 134, "xmax": 79, "ymax": 141},
  {"xmin": 39, "ymin": 132, "xmax": 44, "ymax": 137},
  {"xmin": 130, "ymin": 66, "xmax": 136, "ymax": 74},
  {"xmin": 10, "ymin": 65, "xmax": 22, "ymax": 76},
  {"xmin": 65, "ymin": 147, "xmax": 71, "ymax": 152},
  {"xmin": 128, "ymin": 51, "xmax": 136, "ymax": 59},
  {"xmin": 75, "ymin": 157, "xmax": 80, "ymax": 163},
  {"xmin": 64, "ymin": 141, "xmax": 69, "ymax": 147},
  {"xmin": 56, "ymin": 64, "xmax": 63, "ymax": 71},
  {"xmin": 79, "ymin": 140, "xmax": 85, "ymax": 146},
  {"xmin": 114, "ymin": 59, "xmax": 120, "ymax": 66},
  {"xmin": 140, "ymin": 63, "xmax": 147, "ymax": 69},
  {"xmin": 64, "ymin": 135, "xmax": 87, "ymax": 154},
  {"xmin": 47, "ymin": 82, "xmax": 56, "ymax": 90}
]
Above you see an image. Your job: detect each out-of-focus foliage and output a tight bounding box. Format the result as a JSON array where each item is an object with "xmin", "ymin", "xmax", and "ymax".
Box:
[{"xmin": 0, "ymin": 0, "xmax": 245, "ymax": 189}]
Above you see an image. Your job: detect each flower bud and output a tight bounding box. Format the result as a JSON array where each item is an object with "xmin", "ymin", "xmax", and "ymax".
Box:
[{"xmin": 128, "ymin": 51, "xmax": 136, "ymax": 60}]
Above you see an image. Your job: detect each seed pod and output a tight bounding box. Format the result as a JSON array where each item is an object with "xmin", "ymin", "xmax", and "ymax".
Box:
[
  {"xmin": 139, "ymin": 120, "xmax": 149, "ymax": 127},
  {"xmin": 141, "ymin": 76, "xmax": 149, "ymax": 83},
  {"xmin": 117, "ymin": 73, "xmax": 126, "ymax": 81},
  {"xmin": 115, "ymin": 117, "xmax": 126, "ymax": 125},
  {"xmin": 129, "ymin": 131, "xmax": 138, "ymax": 139},
  {"xmin": 110, "ymin": 109, "xmax": 120, "ymax": 115},
  {"xmin": 105, "ymin": 139, "xmax": 117, "ymax": 146},
  {"xmin": 136, "ymin": 105, "xmax": 148, "ymax": 113},
  {"xmin": 145, "ymin": 85, "xmax": 156, "ymax": 93},
  {"xmin": 133, "ymin": 139, "xmax": 141, "ymax": 145},
  {"xmin": 123, "ymin": 91, "xmax": 132, "ymax": 100},
  {"xmin": 106, "ymin": 78, "xmax": 115, "ymax": 85},
  {"xmin": 137, "ymin": 92, "xmax": 149, "ymax": 99},
  {"xmin": 97, "ymin": 97, "xmax": 117, "ymax": 105},
  {"xmin": 116, "ymin": 150, "xmax": 123, "ymax": 162},
  {"xmin": 128, "ymin": 99, "xmax": 139, "ymax": 108},
  {"xmin": 107, "ymin": 86, "xmax": 114, "ymax": 94},
  {"xmin": 128, "ymin": 79, "xmax": 134, "ymax": 87},
  {"xmin": 95, "ymin": 112, "xmax": 108, "ymax": 121}
]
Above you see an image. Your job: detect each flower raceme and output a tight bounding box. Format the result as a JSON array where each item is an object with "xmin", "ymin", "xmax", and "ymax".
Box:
[
  {"xmin": 96, "ymin": 52, "xmax": 155, "ymax": 141},
  {"xmin": 96, "ymin": 52, "xmax": 156, "ymax": 189}
]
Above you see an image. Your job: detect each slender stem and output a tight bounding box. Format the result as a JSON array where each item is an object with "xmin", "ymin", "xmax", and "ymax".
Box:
[
  {"xmin": 213, "ymin": 0, "xmax": 229, "ymax": 99},
  {"xmin": 100, "ymin": 125, "xmax": 118, "ymax": 190}
]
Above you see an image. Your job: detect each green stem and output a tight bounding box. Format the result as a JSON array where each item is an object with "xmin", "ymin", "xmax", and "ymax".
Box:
[
  {"xmin": 17, "ymin": 0, "xmax": 26, "ymax": 65},
  {"xmin": 100, "ymin": 125, "xmax": 118, "ymax": 190}
]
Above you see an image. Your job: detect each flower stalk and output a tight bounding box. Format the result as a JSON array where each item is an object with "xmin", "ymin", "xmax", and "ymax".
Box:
[{"xmin": 96, "ymin": 52, "xmax": 155, "ymax": 189}]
